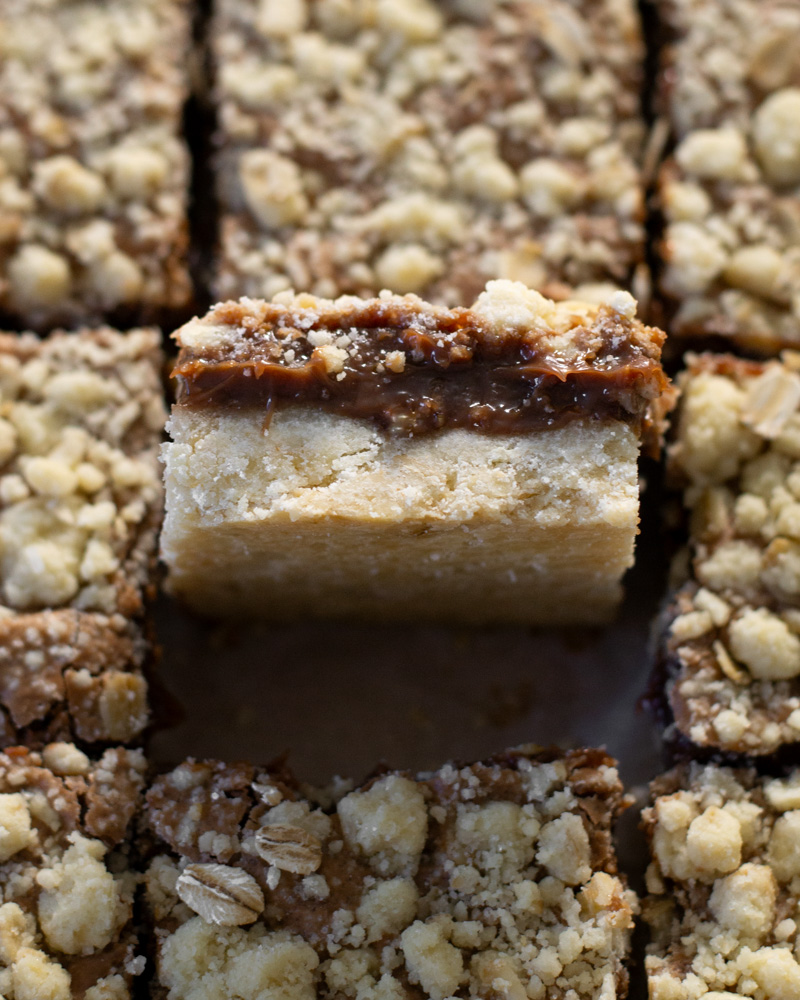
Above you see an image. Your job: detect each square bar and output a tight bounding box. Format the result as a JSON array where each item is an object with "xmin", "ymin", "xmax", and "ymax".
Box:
[
  {"xmin": 644, "ymin": 762, "xmax": 800, "ymax": 998},
  {"xmin": 0, "ymin": 742, "xmax": 146, "ymax": 998},
  {"xmin": 0, "ymin": 0, "xmax": 192, "ymax": 330},
  {"xmin": 144, "ymin": 746, "xmax": 636, "ymax": 999},
  {"xmin": 212, "ymin": 0, "xmax": 646, "ymax": 305},
  {"xmin": 162, "ymin": 282, "xmax": 668, "ymax": 625},
  {"xmin": 0, "ymin": 328, "xmax": 165, "ymax": 745},
  {"xmin": 654, "ymin": 0, "xmax": 800, "ymax": 353},
  {"xmin": 655, "ymin": 352, "xmax": 800, "ymax": 756}
]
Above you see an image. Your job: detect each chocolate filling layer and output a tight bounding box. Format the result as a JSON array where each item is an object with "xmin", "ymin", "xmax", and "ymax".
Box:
[{"xmin": 173, "ymin": 298, "xmax": 668, "ymax": 436}]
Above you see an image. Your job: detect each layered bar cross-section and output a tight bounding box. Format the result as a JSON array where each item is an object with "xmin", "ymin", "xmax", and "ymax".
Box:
[
  {"xmin": 654, "ymin": 353, "xmax": 800, "ymax": 756},
  {"xmin": 213, "ymin": 0, "xmax": 646, "ymax": 304},
  {"xmin": 162, "ymin": 281, "xmax": 668, "ymax": 624},
  {"xmin": 0, "ymin": 328, "xmax": 165, "ymax": 745},
  {"xmin": 0, "ymin": 0, "xmax": 192, "ymax": 329},
  {"xmin": 644, "ymin": 762, "xmax": 800, "ymax": 999},
  {"xmin": 144, "ymin": 746, "xmax": 636, "ymax": 1000},
  {"xmin": 654, "ymin": 0, "xmax": 800, "ymax": 353}
]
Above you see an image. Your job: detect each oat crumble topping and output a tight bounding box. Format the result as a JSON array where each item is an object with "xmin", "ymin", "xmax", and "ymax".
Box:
[
  {"xmin": 0, "ymin": 0, "xmax": 192, "ymax": 328},
  {"xmin": 144, "ymin": 749, "xmax": 636, "ymax": 1000},
  {"xmin": 213, "ymin": 0, "xmax": 646, "ymax": 306},
  {"xmin": 644, "ymin": 762, "xmax": 800, "ymax": 999}
]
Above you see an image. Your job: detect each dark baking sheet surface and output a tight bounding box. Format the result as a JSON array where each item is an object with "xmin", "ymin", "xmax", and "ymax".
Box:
[{"xmin": 151, "ymin": 474, "xmax": 669, "ymax": 999}]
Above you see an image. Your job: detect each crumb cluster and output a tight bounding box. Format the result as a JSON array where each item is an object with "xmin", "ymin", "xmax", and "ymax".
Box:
[
  {"xmin": 645, "ymin": 762, "xmax": 800, "ymax": 999},
  {"xmin": 0, "ymin": 743, "xmax": 146, "ymax": 1000},
  {"xmin": 0, "ymin": 0, "xmax": 192, "ymax": 328},
  {"xmin": 655, "ymin": 0, "xmax": 800, "ymax": 352},
  {"xmin": 0, "ymin": 327, "xmax": 164, "ymax": 747},
  {"xmin": 213, "ymin": 0, "xmax": 645, "ymax": 306},
  {"xmin": 660, "ymin": 353, "xmax": 800, "ymax": 754},
  {"xmin": 144, "ymin": 749, "xmax": 636, "ymax": 1000}
]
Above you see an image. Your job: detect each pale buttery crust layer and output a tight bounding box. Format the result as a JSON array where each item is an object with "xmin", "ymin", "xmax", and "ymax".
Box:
[
  {"xmin": 0, "ymin": 0, "xmax": 192, "ymax": 330},
  {"xmin": 163, "ymin": 283, "xmax": 668, "ymax": 624},
  {"xmin": 212, "ymin": 0, "xmax": 646, "ymax": 306},
  {"xmin": 0, "ymin": 743, "xmax": 146, "ymax": 1000},
  {"xmin": 0, "ymin": 328, "xmax": 165, "ymax": 746},
  {"xmin": 657, "ymin": 353, "xmax": 800, "ymax": 756},
  {"xmin": 144, "ymin": 747, "xmax": 636, "ymax": 1000},
  {"xmin": 654, "ymin": 0, "xmax": 800, "ymax": 353},
  {"xmin": 644, "ymin": 763, "xmax": 800, "ymax": 999}
]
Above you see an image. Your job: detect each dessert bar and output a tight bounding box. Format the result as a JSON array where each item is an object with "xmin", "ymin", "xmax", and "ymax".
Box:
[
  {"xmin": 655, "ymin": 352, "xmax": 800, "ymax": 756},
  {"xmin": 0, "ymin": 328, "xmax": 165, "ymax": 745},
  {"xmin": 212, "ymin": 0, "xmax": 646, "ymax": 305},
  {"xmin": 162, "ymin": 281, "xmax": 668, "ymax": 624},
  {"xmin": 644, "ymin": 762, "xmax": 800, "ymax": 998},
  {"xmin": 144, "ymin": 746, "xmax": 636, "ymax": 1000},
  {"xmin": 0, "ymin": 742, "xmax": 146, "ymax": 999},
  {"xmin": 0, "ymin": 0, "xmax": 192, "ymax": 330},
  {"xmin": 654, "ymin": 0, "xmax": 800, "ymax": 353}
]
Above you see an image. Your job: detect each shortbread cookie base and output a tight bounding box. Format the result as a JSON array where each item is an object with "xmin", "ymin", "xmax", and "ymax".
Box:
[{"xmin": 162, "ymin": 407, "xmax": 640, "ymax": 624}]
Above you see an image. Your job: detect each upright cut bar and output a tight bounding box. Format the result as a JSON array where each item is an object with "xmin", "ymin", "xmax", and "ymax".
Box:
[
  {"xmin": 654, "ymin": 0, "xmax": 800, "ymax": 353},
  {"xmin": 654, "ymin": 353, "xmax": 800, "ymax": 756},
  {"xmin": 162, "ymin": 281, "xmax": 668, "ymax": 624},
  {"xmin": 0, "ymin": 0, "xmax": 192, "ymax": 329},
  {"xmin": 0, "ymin": 742, "xmax": 146, "ymax": 998},
  {"xmin": 212, "ymin": 0, "xmax": 646, "ymax": 304},
  {"xmin": 0, "ymin": 328, "xmax": 165, "ymax": 745},
  {"xmin": 144, "ymin": 746, "xmax": 637, "ymax": 999},
  {"xmin": 644, "ymin": 763, "xmax": 800, "ymax": 998}
]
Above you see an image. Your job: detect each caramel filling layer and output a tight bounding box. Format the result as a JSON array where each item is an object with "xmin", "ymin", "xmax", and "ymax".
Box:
[{"xmin": 173, "ymin": 299, "xmax": 668, "ymax": 436}]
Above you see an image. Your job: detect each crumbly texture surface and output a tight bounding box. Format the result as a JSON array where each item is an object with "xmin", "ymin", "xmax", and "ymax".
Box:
[
  {"xmin": 144, "ymin": 747, "xmax": 636, "ymax": 1000},
  {"xmin": 0, "ymin": 0, "xmax": 192, "ymax": 330},
  {"xmin": 644, "ymin": 762, "xmax": 800, "ymax": 999},
  {"xmin": 212, "ymin": 0, "xmax": 646, "ymax": 305},
  {"xmin": 0, "ymin": 328, "xmax": 165, "ymax": 745},
  {"xmin": 163, "ymin": 283, "xmax": 665, "ymax": 624},
  {"xmin": 654, "ymin": 0, "xmax": 800, "ymax": 352},
  {"xmin": 658, "ymin": 352, "xmax": 800, "ymax": 755},
  {"xmin": 0, "ymin": 610, "xmax": 149, "ymax": 748},
  {"xmin": 0, "ymin": 743, "xmax": 146, "ymax": 1000}
]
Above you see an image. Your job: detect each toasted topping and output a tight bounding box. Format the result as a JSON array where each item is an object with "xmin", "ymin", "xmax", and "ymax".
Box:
[{"xmin": 253, "ymin": 825, "xmax": 322, "ymax": 875}]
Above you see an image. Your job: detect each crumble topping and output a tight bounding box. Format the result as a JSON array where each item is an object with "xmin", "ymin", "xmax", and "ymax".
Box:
[
  {"xmin": 0, "ymin": 609, "xmax": 149, "ymax": 747},
  {"xmin": 0, "ymin": 328, "xmax": 164, "ymax": 617},
  {"xmin": 655, "ymin": 0, "xmax": 800, "ymax": 351},
  {"xmin": 213, "ymin": 0, "xmax": 645, "ymax": 305},
  {"xmin": 145, "ymin": 749, "xmax": 636, "ymax": 1000},
  {"xmin": 657, "ymin": 353, "xmax": 800, "ymax": 754},
  {"xmin": 0, "ymin": 744, "xmax": 145, "ymax": 1000},
  {"xmin": 644, "ymin": 763, "xmax": 800, "ymax": 999},
  {"xmin": 0, "ymin": 0, "xmax": 192, "ymax": 328}
]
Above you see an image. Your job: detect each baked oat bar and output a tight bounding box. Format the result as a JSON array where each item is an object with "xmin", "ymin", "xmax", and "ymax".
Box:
[
  {"xmin": 0, "ymin": 742, "xmax": 146, "ymax": 999},
  {"xmin": 144, "ymin": 746, "xmax": 637, "ymax": 1000},
  {"xmin": 644, "ymin": 762, "xmax": 800, "ymax": 999},
  {"xmin": 0, "ymin": 0, "xmax": 192, "ymax": 330},
  {"xmin": 653, "ymin": 0, "xmax": 800, "ymax": 352},
  {"xmin": 655, "ymin": 352, "xmax": 800, "ymax": 755},
  {"xmin": 212, "ymin": 0, "xmax": 646, "ymax": 306},
  {"xmin": 0, "ymin": 328, "xmax": 165, "ymax": 745},
  {"xmin": 162, "ymin": 281, "xmax": 669, "ymax": 624}
]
